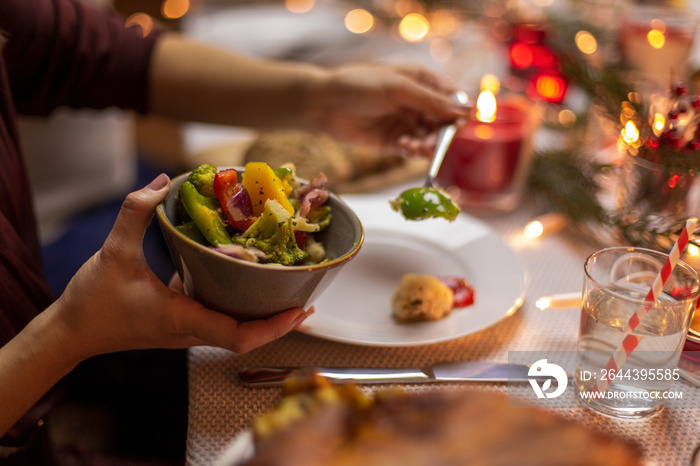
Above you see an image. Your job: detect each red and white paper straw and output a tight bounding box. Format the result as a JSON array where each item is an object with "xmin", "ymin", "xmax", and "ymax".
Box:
[{"xmin": 592, "ymin": 218, "xmax": 698, "ymax": 394}]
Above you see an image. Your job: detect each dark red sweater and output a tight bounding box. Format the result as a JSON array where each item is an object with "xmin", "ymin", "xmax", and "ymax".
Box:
[{"xmin": 0, "ymin": 0, "xmax": 160, "ymax": 446}]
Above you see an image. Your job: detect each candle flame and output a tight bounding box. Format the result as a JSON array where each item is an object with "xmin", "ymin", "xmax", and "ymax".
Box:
[
  {"xmin": 647, "ymin": 29, "xmax": 665, "ymax": 49},
  {"xmin": 476, "ymin": 90, "xmax": 497, "ymax": 123}
]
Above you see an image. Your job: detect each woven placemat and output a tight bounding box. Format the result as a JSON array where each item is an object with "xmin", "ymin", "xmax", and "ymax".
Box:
[{"xmin": 186, "ymin": 200, "xmax": 700, "ymax": 466}]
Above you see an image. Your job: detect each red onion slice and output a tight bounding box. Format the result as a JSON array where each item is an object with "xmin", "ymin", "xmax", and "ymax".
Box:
[
  {"xmin": 214, "ymin": 244, "xmax": 269, "ymax": 262},
  {"xmin": 299, "ymin": 189, "xmax": 330, "ymax": 219},
  {"xmin": 226, "ymin": 185, "xmax": 254, "ymax": 221},
  {"xmin": 293, "ymin": 173, "xmax": 328, "ymax": 198}
]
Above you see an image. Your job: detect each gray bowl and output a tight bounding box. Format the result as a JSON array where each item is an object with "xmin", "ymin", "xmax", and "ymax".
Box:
[{"xmin": 156, "ymin": 168, "xmax": 364, "ymax": 321}]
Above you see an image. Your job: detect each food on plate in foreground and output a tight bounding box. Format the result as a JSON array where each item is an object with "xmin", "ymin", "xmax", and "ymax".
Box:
[
  {"xmin": 392, "ymin": 274, "xmax": 475, "ymax": 323},
  {"xmin": 237, "ymin": 373, "xmax": 642, "ymax": 466},
  {"xmin": 175, "ymin": 162, "xmax": 331, "ymax": 266},
  {"xmin": 389, "ymin": 186, "xmax": 460, "ymax": 221}
]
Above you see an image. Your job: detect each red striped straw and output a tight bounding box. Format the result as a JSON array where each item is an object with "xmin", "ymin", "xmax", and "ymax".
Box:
[{"xmin": 593, "ymin": 218, "xmax": 698, "ymax": 394}]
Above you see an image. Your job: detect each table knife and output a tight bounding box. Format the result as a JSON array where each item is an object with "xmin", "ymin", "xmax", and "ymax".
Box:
[{"xmin": 239, "ymin": 361, "xmax": 540, "ymax": 387}]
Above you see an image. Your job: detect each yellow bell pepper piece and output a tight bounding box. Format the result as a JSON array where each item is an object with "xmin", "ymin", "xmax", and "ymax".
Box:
[{"xmin": 242, "ymin": 162, "xmax": 295, "ymax": 216}]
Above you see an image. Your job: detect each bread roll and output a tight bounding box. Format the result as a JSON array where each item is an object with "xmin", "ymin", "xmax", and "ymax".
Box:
[{"xmin": 392, "ymin": 274, "xmax": 454, "ymax": 322}]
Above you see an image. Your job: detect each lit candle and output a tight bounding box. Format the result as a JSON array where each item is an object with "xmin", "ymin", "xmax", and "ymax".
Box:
[{"xmin": 435, "ymin": 76, "xmax": 536, "ymax": 212}]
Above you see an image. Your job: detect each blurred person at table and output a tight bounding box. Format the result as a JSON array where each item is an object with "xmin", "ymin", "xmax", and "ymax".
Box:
[
  {"xmin": 0, "ymin": 0, "xmax": 464, "ymax": 463},
  {"xmin": 16, "ymin": 2, "xmax": 184, "ymax": 457}
]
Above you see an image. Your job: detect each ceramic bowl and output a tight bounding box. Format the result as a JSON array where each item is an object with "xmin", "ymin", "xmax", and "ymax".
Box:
[{"xmin": 156, "ymin": 168, "xmax": 364, "ymax": 321}]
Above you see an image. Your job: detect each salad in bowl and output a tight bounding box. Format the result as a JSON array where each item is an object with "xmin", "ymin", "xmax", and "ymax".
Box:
[{"xmin": 156, "ymin": 162, "xmax": 363, "ymax": 321}]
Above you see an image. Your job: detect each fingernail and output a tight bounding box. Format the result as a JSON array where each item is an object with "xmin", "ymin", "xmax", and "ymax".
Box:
[
  {"xmin": 291, "ymin": 310, "xmax": 309, "ymax": 329},
  {"xmin": 451, "ymin": 103, "xmax": 471, "ymax": 114},
  {"xmin": 147, "ymin": 173, "xmax": 169, "ymax": 191}
]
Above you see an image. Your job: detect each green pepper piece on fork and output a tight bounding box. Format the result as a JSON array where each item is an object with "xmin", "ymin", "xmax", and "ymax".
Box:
[{"xmin": 389, "ymin": 187, "xmax": 460, "ymax": 222}]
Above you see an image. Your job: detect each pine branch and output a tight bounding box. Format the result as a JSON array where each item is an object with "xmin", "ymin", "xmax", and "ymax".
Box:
[{"xmin": 527, "ymin": 149, "xmax": 607, "ymax": 224}]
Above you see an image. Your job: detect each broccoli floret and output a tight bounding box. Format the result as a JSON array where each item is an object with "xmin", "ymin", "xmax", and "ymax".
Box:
[
  {"xmin": 187, "ymin": 163, "xmax": 218, "ymax": 198},
  {"xmin": 235, "ymin": 199, "xmax": 308, "ymax": 266}
]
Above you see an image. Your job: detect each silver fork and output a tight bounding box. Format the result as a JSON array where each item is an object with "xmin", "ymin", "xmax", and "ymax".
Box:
[{"xmin": 425, "ymin": 90, "xmax": 469, "ymax": 188}]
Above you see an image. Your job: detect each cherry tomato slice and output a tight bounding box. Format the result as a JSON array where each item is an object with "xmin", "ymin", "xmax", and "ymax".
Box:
[{"xmin": 439, "ymin": 276, "xmax": 475, "ymax": 308}]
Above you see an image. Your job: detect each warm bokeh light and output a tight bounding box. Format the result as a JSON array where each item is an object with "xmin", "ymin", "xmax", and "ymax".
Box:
[
  {"xmin": 653, "ymin": 112, "xmax": 666, "ymax": 135},
  {"xmin": 620, "ymin": 101, "xmax": 637, "ymax": 121},
  {"xmin": 399, "ymin": 13, "xmax": 430, "ymax": 42},
  {"xmin": 125, "ymin": 13, "xmax": 154, "ymax": 36},
  {"xmin": 628, "ymin": 91, "xmax": 642, "ymax": 104},
  {"xmin": 687, "ymin": 244, "xmax": 700, "ymax": 258},
  {"xmin": 161, "ymin": 0, "xmax": 189, "ymax": 19},
  {"xmin": 345, "ymin": 9, "xmax": 374, "ymax": 34},
  {"xmin": 535, "ymin": 296, "xmax": 552, "ymax": 310},
  {"xmin": 480, "ymin": 74, "xmax": 500, "ymax": 94},
  {"xmin": 431, "ymin": 9, "xmax": 460, "ymax": 37},
  {"xmin": 575, "ymin": 31, "xmax": 598, "ymax": 54},
  {"xmin": 647, "ymin": 29, "xmax": 665, "ymax": 49},
  {"xmin": 393, "ymin": 0, "xmax": 417, "ymax": 17},
  {"xmin": 558, "ymin": 109, "xmax": 577, "ymax": 128},
  {"xmin": 476, "ymin": 90, "xmax": 497, "ymax": 123},
  {"xmin": 474, "ymin": 124, "xmax": 494, "ymax": 139},
  {"xmin": 524, "ymin": 213, "xmax": 566, "ymax": 240},
  {"xmin": 535, "ymin": 74, "xmax": 567, "ymax": 103},
  {"xmin": 650, "ymin": 19, "xmax": 667, "ymax": 33},
  {"xmin": 285, "ymin": 0, "xmax": 315, "ymax": 13},
  {"xmin": 510, "ymin": 43, "xmax": 534, "ymax": 68},
  {"xmin": 622, "ymin": 120, "xmax": 640, "ymax": 144},
  {"xmin": 668, "ymin": 173, "xmax": 680, "ymax": 188},
  {"xmin": 524, "ymin": 220, "xmax": 545, "ymax": 239}
]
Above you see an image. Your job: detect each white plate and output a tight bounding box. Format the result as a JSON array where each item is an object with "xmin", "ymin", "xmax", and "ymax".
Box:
[
  {"xmin": 300, "ymin": 196, "xmax": 528, "ymax": 346},
  {"xmin": 213, "ymin": 429, "xmax": 255, "ymax": 466}
]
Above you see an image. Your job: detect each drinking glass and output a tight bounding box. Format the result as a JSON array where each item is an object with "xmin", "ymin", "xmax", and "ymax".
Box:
[{"xmin": 576, "ymin": 247, "xmax": 700, "ymax": 418}]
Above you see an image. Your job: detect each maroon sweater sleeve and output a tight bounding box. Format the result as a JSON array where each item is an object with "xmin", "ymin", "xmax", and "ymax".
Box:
[
  {"xmin": 0, "ymin": 0, "xmax": 161, "ymax": 115},
  {"xmin": 0, "ymin": 0, "xmax": 161, "ymax": 449},
  {"xmin": 0, "ymin": 61, "xmax": 61, "ymax": 449}
]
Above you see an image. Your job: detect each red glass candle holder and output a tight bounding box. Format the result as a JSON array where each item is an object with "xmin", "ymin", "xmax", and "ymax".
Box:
[{"xmin": 435, "ymin": 97, "xmax": 541, "ymax": 212}]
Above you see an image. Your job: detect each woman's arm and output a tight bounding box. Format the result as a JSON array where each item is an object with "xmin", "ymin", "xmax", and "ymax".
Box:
[
  {"xmin": 0, "ymin": 174, "xmax": 311, "ymax": 437},
  {"xmin": 148, "ymin": 33, "xmax": 327, "ymax": 130},
  {"xmin": 0, "ymin": 302, "xmax": 79, "ymax": 437},
  {"xmin": 148, "ymin": 33, "xmax": 467, "ymax": 154}
]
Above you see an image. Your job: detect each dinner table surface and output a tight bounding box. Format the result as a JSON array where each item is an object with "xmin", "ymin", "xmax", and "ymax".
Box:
[
  {"xmin": 184, "ymin": 180, "xmax": 700, "ymax": 466},
  {"xmin": 180, "ymin": 4, "xmax": 700, "ymax": 465}
]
